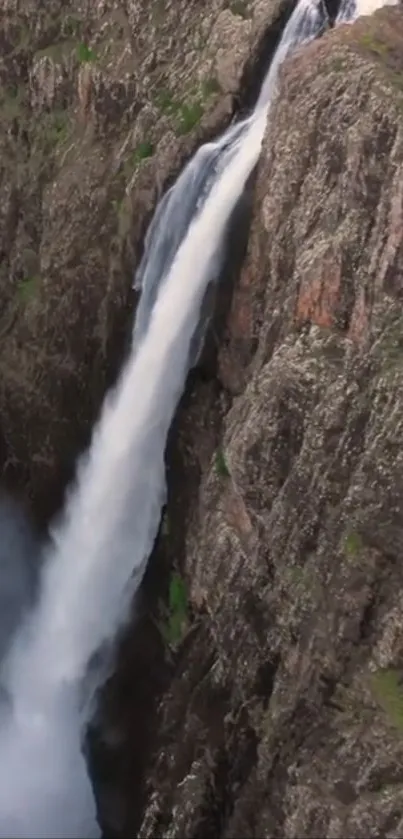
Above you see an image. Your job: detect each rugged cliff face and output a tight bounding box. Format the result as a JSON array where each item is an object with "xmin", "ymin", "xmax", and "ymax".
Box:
[
  {"xmin": 2, "ymin": 1, "xmax": 403, "ymax": 838},
  {"xmin": 0, "ymin": 0, "xmax": 288, "ymax": 522},
  {"xmin": 101, "ymin": 6, "xmax": 403, "ymax": 838}
]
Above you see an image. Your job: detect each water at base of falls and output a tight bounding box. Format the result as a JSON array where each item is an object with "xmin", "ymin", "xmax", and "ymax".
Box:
[{"xmin": 0, "ymin": 0, "xmax": 396, "ymax": 834}]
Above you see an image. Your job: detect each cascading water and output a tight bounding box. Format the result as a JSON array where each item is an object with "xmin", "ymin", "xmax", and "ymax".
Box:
[
  {"xmin": 131, "ymin": 0, "xmax": 326, "ymax": 355},
  {"xmin": 336, "ymin": 0, "xmax": 398, "ymax": 23},
  {"xmin": 131, "ymin": 118, "xmax": 249, "ymax": 353},
  {"xmin": 0, "ymin": 0, "xmax": 394, "ymax": 834}
]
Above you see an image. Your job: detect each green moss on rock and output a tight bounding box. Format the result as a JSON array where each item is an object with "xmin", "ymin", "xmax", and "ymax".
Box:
[{"xmin": 371, "ymin": 669, "xmax": 403, "ymax": 733}]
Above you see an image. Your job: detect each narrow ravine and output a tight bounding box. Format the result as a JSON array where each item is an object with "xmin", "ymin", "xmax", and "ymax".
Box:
[{"xmin": 0, "ymin": 0, "xmax": 397, "ymax": 835}]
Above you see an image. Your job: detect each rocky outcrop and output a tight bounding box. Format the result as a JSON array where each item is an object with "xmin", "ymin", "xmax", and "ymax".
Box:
[
  {"xmin": 3, "ymin": 1, "xmax": 403, "ymax": 837},
  {"xmin": 0, "ymin": 0, "xmax": 289, "ymax": 522},
  {"xmin": 104, "ymin": 6, "xmax": 403, "ymax": 838}
]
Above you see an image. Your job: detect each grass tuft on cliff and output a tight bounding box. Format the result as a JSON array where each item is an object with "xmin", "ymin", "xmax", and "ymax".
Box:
[
  {"xmin": 358, "ymin": 32, "xmax": 389, "ymax": 56},
  {"xmin": 371, "ymin": 668, "xmax": 403, "ymax": 733},
  {"xmin": 159, "ymin": 572, "xmax": 189, "ymax": 647},
  {"xmin": 17, "ymin": 276, "xmax": 40, "ymax": 304},
  {"xmin": 227, "ymin": 0, "xmax": 250, "ymax": 18},
  {"xmin": 344, "ymin": 530, "xmax": 364, "ymax": 558},
  {"xmin": 176, "ymin": 101, "xmax": 204, "ymax": 134},
  {"xmin": 77, "ymin": 42, "xmax": 96, "ymax": 63},
  {"xmin": 215, "ymin": 447, "xmax": 230, "ymax": 478}
]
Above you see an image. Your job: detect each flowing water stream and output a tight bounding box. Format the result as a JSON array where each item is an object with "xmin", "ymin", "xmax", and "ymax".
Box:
[{"xmin": 0, "ymin": 0, "xmax": 397, "ymax": 834}]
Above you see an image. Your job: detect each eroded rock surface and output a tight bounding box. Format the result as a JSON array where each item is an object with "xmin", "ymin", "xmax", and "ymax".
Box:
[
  {"xmin": 0, "ymin": 0, "xmax": 287, "ymax": 520},
  {"xmin": 3, "ymin": 1, "xmax": 403, "ymax": 837},
  {"xmin": 126, "ymin": 7, "xmax": 403, "ymax": 838}
]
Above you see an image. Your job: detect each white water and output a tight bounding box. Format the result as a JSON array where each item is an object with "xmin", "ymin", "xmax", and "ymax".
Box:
[
  {"xmin": 0, "ymin": 0, "xmax": 394, "ymax": 834},
  {"xmin": 131, "ymin": 118, "xmax": 250, "ymax": 355},
  {"xmin": 0, "ymin": 115, "xmax": 268, "ymax": 837},
  {"xmin": 131, "ymin": 0, "xmax": 325, "ymax": 356},
  {"xmin": 337, "ymin": 0, "xmax": 398, "ymax": 24}
]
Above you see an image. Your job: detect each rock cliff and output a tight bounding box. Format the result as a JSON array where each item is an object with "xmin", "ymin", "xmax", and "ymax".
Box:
[
  {"xmin": 2, "ymin": 1, "xmax": 403, "ymax": 838},
  {"xmin": 106, "ymin": 6, "xmax": 403, "ymax": 838},
  {"xmin": 0, "ymin": 0, "xmax": 288, "ymax": 522}
]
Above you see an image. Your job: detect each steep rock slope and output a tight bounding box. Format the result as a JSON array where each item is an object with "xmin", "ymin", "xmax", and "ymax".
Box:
[
  {"xmin": 129, "ymin": 7, "xmax": 403, "ymax": 838},
  {"xmin": 0, "ymin": 0, "xmax": 287, "ymax": 520}
]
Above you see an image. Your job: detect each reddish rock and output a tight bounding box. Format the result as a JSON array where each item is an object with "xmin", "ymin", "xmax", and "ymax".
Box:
[
  {"xmin": 132, "ymin": 9, "xmax": 403, "ymax": 839},
  {"xmin": 295, "ymin": 248, "xmax": 342, "ymax": 329}
]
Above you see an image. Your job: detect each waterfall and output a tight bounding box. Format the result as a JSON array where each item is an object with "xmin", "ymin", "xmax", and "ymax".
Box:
[
  {"xmin": 0, "ymin": 0, "xmax": 389, "ymax": 833},
  {"xmin": 336, "ymin": 0, "xmax": 398, "ymax": 23},
  {"xmin": 131, "ymin": 118, "xmax": 250, "ymax": 355},
  {"xmin": 131, "ymin": 0, "xmax": 325, "ymax": 355}
]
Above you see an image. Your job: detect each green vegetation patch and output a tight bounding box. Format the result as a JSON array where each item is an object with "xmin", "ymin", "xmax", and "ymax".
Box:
[
  {"xmin": 47, "ymin": 110, "xmax": 70, "ymax": 146},
  {"xmin": 371, "ymin": 668, "xmax": 403, "ymax": 732},
  {"xmin": 358, "ymin": 32, "xmax": 389, "ymax": 57},
  {"xmin": 201, "ymin": 76, "xmax": 221, "ymax": 98},
  {"xmin": 133, "ymin": 140, "xmax": 154, "ymax": 161},
  {"xmin": 344, "ymin": 530, "xmax": 364, "ymax": 558},
  {"xmin": 159, "ymin": 571, "xmax": 189, "ymax": 646},
  {"xmin": 153, "ymin": 87, "xmax": 205, "ymax": 135},
  {"xmin": 227, "ymin": 0, "xmax": 250, "ymax": 18},
  {"xmin": 153, "ymin": 87, "xmax": 179, "ymax": 114},
  {"xmin": 176, "ymin": 101, "xmax": 204, "ymax": 135},
  {"xmin": 17, "ymin": 276, "xmax": 40, "ymax": 304},
  {"xmin": 215, "ymin": 447, "xmax": 230, "ymax": 478},
  {"xmin": 153, "ymin": 77, "xmax": 220, "ymax": 136},
  {"xmin": 76, "ymin": 42, "xmax": 96, "ymax": 63},
  {"xmin": 122, "ymin": 140, "xmax": 155, "ymax": 180},
  {"xmin": 354, "ymin": 22, "xmax": 403, "ymax": 107}
]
